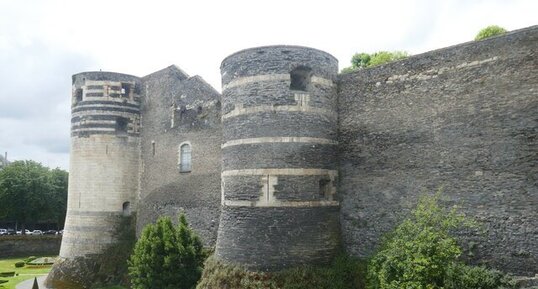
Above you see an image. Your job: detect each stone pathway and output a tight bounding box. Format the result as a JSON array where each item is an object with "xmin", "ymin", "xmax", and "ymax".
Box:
[{"xmin": 15, "ymin": 275, "xmax": 49, "ymax": 289}]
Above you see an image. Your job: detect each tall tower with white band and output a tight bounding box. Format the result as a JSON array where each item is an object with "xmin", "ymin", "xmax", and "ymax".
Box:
[
  {"xmin": 216, "ymin": 46, "xmax": 341, "ymax": 270},
  {"xmin": 60, "ymin": 71, "xmax": 141, "ymax": 259}
]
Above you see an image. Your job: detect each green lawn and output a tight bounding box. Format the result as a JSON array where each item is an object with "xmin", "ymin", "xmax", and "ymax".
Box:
[{"xmin": 0, "ymin": 256, "xmax": 54, "ymax": 289}]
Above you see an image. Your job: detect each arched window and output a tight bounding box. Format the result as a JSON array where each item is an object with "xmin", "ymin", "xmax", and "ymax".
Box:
[
  {"xmin": 179, "ymin": 142, "xmax": 192, "ymax": 172},
  {"xmin": 122, "ymin": 202, "xmax": 131, "ymax": 216}
]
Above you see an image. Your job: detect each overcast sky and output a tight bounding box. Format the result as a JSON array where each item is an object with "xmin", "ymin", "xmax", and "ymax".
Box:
[{"xmin": 0, "ymin": 0, "xmax": 536, "ymax": 170}]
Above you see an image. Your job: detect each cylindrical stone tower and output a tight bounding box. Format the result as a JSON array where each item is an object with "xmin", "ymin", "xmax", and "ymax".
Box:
[
  {"xmin": 216, "ymin": 46, "xmax": 340, "ymax": 270},
  {"xmin": 48, "ymin": 71, "xmax": 141, "ymax": 287}
]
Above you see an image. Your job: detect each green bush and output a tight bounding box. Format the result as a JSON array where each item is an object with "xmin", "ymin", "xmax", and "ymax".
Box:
[
  {"xmin": 14, "ymin": 261, "xmax": 25, "ymax": 268},
  {"xmin": 196, "ymin": 254, "xmax": 366, "ymax": 289},
  {"xmin": 341, "ymin": 51, "xmax": 409, "ymax": 73},
  {"xmin": 445, "ymin": 263, "xmax": 515, "ymax": 289},
  {"xmin": 128, "ymin": 214, "xmax": 205, "ymax": 289},
  {"xmin": 475, "ymin": 25, "xmax": 507, "ymax": 40},
  {"xmin": 24, "ymin": 256, "xmax": 38, "ymax": 264},
  {"xmin": 366, "ymin": 193, "xmax": 515, "ymax": 289},
  {"xmin": 367, "ymin": 193, "xmax": 467, "ymax": 289}
]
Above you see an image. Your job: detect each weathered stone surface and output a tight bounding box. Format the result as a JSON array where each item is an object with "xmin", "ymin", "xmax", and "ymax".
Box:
[
  {"xmin": 54, "ymin": 26, "xmax": 538, "ymax": 286},
  {"xmin": 338, "ymin": 26, "xmax": 538, "ymax": 275},
  {"xmin": 136, "ymin": 65, "xmax": 221, "ymax": 246},
  {"xmin": 216, "ymin": 206, "xmax": 341, "ymax": 270},
  {"xmin": 217, "ymin": 45, "xmax": 341, "ymax": 271},
  {"xmin": 0, "ymin": 236, "xmax": 61, "ymax": 258}
]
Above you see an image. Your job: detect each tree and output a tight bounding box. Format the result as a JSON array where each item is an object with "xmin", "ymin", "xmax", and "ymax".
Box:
[
  {"xmin": 366, "ymin": 194, "xmax": 514, "ymax": 289},
  {"xmin": 49, "ymin": 168, "xmax": 68, "ymax": 229},
  {"xmin": 129, "ymin": 214, "xmax": 205, "ymax": 289},
  {"xmin": 0, "ymin": 160, "xmax": 68, "ymax": 232},
  {"xmin": 0, "ymin": 161, "xmax": 52, "ymax": 233},
  {"xmin": 475, "ymin": 25, "xmax": 507, "ymax": 41},
  {"xmin": 341, "ymin": 51, "xmax": 409, "ymax": 73}
]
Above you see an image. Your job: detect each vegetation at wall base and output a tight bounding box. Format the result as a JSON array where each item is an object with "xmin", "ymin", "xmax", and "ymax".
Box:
[
  {"xmin": 196, "ymin": 254, "xmax": 366, "ymax": 289},
  {"xmin": 475, "ymin": 25, "xmax": 507, "ymax": 41},
  {"xmin": 366, "ymin": 193, "xmax": 515, "ymax": 289},
  {"xmin": 128, "ymin": 214, "xmax": 205, "ymax": 289}
]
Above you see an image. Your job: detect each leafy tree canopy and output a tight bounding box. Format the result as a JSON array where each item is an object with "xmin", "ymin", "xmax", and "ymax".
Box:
[
  {"xmin": 475, "ymin": 25, "xmax": 507, "ymax": 41},
  {"xmin": 341, "ymin": 51, "xmax": 409, "ymax": 73},
  {"xmin": 366, "ymin": 193, "xmax": 514, "ymax": 289},
  {"xmin": 129, "ymin": 214, "xmax": 205, "ymax": 289},
  {"xmin": 0, "ymin": 160, "xmax": 68, "ymax": 231}
]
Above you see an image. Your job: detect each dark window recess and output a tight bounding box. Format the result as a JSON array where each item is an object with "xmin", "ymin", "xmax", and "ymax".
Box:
[
  {"xmin": 116, "ymin": 117, "xmax": 129, "ymax": 134},
  {"xmin": 319, "ymin": 179, "xmax": 331, "ymax": 199},
  {"xmin": 75, "ymin": 89, "xmax": 83, "ymax": 103},
  {"xmin": 122, "ymin": 202, "xmax": 131, "ymax": 216},
  {"xmin": 121, "ymin": 83, "xmax": 131, "ymax": 97},
  {"xmin": 86, "ymin": 92, "xmax": 104, "ymax": 97},
  {"xmin": 290, "ymin": 66, "xmax": 312, "ymax": 91},
  {"xmin": 134, "ymin": 84, "xmax": 141, "ymax": 94}
]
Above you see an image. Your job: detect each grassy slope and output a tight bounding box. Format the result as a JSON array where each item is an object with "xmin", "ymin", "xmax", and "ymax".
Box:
[{"xmin": 0, "ymin": 257, "xmax": 54, "ymax": 289}]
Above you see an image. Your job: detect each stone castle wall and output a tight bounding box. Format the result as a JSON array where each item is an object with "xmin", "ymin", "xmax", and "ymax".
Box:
[
  {"xmin": 136, "ymin": 66, "xmax": 221, "ymax": 245},
  {"xmin": 338, "ymin": 26, "xmax": 537, "ymax": 275},
  {"xmin": 51, "ymin": 26, "xmax": 537, "ymax": 286}
]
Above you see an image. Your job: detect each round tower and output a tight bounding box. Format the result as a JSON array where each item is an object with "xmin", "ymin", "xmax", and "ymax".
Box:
[
  {"xmin": 216, "ymin": 46, "xmax": 340, "ymax": 270},
  {"xmin": 48, "ymin": 71, "xmax": 141, "ymax": 287}
]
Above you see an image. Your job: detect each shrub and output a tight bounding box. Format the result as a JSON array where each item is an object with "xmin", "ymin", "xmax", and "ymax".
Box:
[
  {"xmin": 365, "ymin": 193, "xmax": 515, "ymax": 289},
  {"xmin": 369, "ymin": 51, "xmax": 409, "ymax": 67},
  {"xmin": 15, "ymin": 261, "xmax": 25, "ymax": 268},
  {"xmin": 475, "ymin": 25, "xmax": 507, "ymax": 40},
  {"xmin": 445, "ymin": 263, "xmax": 515, "ymax": 289},
  {"xmin": 24, "ymin": 256, "xmax": 38, "ymax": 264},
  {"xmin": 367, "ymin": 193, "xmax": 467, "ymax": 289},
  {"xmin": 341, "ymin": 51, "xmax": 409, "ymax": 73},
  {"xmin": 128, "ymin": 214, "xmax": 205, "ymax": 289}
]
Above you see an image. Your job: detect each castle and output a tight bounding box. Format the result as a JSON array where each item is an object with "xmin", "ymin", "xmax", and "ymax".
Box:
[{"xmin": 48, "ymin": 26, "xmax": 537, "ymax": 287}]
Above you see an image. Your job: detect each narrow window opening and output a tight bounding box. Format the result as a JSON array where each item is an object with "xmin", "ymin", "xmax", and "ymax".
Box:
[
  {"xmin": 151, "ymin": 141, "xmax": 156, "ymax": 156},
  {"xmin": 116, "ymin": 117, "xmax": 129, "ymax": 135},
  {"xmin": 319, "ymin": 179, "xmax": 331, "ymax": 199},
  {"xmin": 122, "ymin": 202, "xmax": 131, "ymax": 216},
  {"xmin": 121, "ymin": 83, "xmax": 131, "ymax": 98},
  {"xmin": 179, "ymin": 143, "xmax": 192, "ymax": 172},
  {"xmin": 75, "ymin": 88, "xmax": 83, "ymax": 103},
  {"xmin": 290, "ymin": 66, "xmax": 312, "ymax": 91}
]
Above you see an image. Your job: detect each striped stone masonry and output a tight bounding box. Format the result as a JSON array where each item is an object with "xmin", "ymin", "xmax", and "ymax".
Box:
[{"xmin": 216, "ymin": 45, "xmax": 341, "ymax": 270}]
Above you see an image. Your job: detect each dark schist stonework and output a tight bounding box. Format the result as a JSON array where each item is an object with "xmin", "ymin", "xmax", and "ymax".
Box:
[
  {"xmin": 338, "ymin": 26, "xmax": 537, "ymax": 275},
  {"xmin": 216, "ymin": 206, "xmax": 341, "ymax": 270},
  {"xmin": 217, "ymin": 45, "xmax": 341, "ymax": 270},
  {"xmin": 52, "ymin": 26, "xmax": 537, "ymax": 287}
]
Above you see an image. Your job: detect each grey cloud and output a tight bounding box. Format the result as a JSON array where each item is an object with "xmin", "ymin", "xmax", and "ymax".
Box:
[{"xmin": 0, "ymin": 41, "xmax": 96, "ymax": 119}]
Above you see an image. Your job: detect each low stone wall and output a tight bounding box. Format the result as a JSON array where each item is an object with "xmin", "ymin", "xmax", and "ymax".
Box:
[{"xmin": 0, "ymin": 235, "xmax": 61, "ymax": 258}]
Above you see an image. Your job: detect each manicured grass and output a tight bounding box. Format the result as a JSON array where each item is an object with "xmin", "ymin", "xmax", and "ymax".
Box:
[{"xmin": 0, "ymin": 256, "xmax": 55, "ymax": 289}]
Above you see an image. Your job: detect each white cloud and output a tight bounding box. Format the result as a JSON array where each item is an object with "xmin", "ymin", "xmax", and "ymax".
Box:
[{"xmin": 0, "ymin": 0, "xmax": 536, "ymax": 170}]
